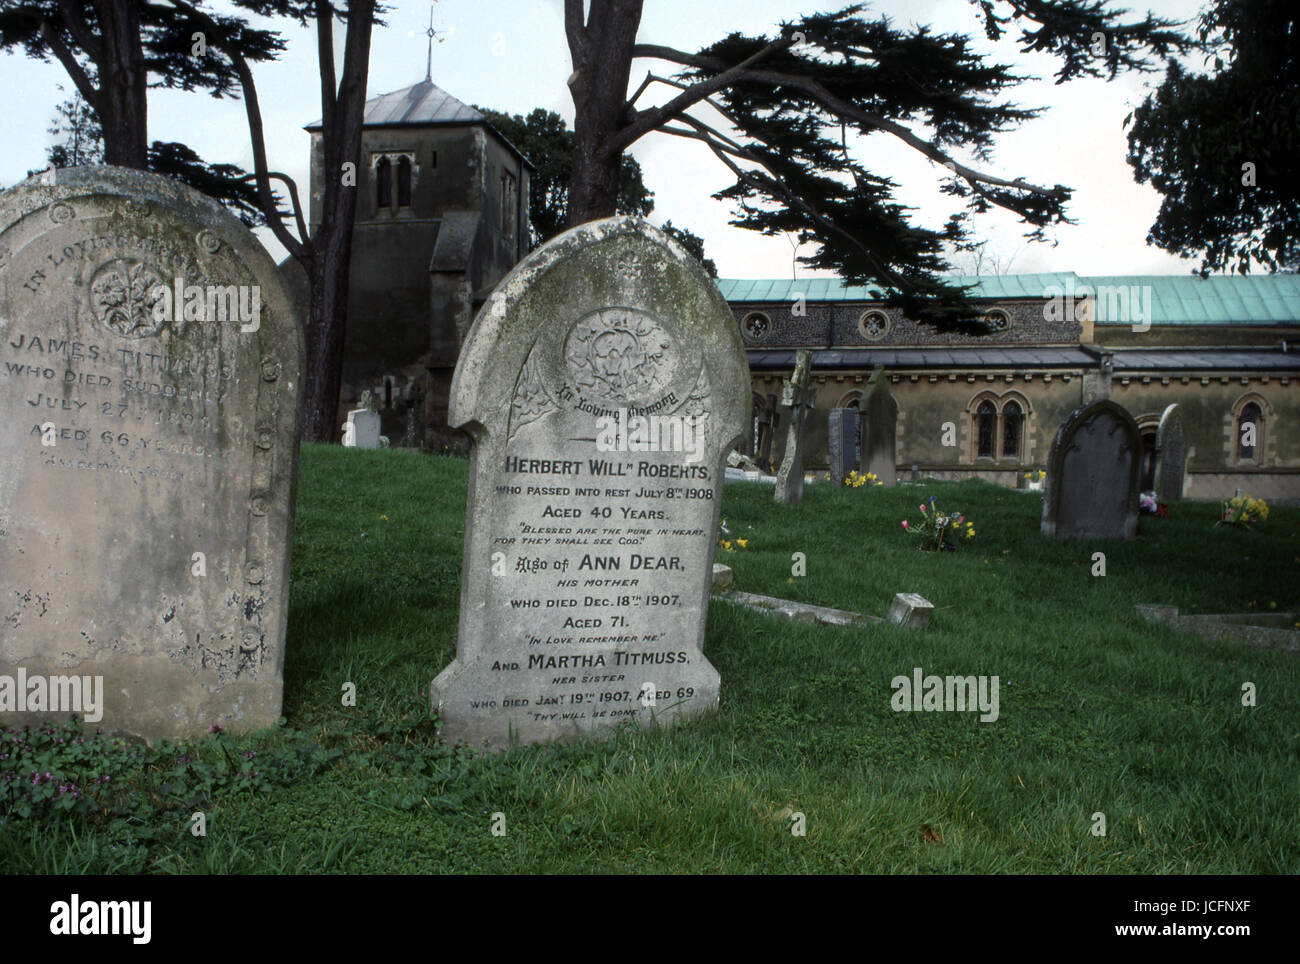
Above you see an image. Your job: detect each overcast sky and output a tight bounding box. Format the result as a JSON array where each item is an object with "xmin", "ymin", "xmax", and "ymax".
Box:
[{"xmin": 0, "ymin": 0, "xmax": 1208, "ymax": 280}]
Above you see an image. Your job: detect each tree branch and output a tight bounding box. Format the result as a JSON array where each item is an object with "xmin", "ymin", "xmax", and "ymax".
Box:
[
  {"xmin": 563, "ymin": 0, "xmax": 587, "ymax": 67},
  {"xmin": 38, "ymin": 19, "xmax": 101, "ymax": 114},
  {"xmin": 166, "ymin": 0, "xmax": 307, "ymax": 260},
  {"xmin": 629, "ymin": 43, "xmax": 1063, "ymax": 202},
  {"xmin": 316, "ymin": 0, "xmax": 337, "ymax": 128},
  {"xmin": 58, "ymin": 0, "xmax": 104, "ymax": 65},
  {"xmin": 603, "ymin": 33, "xmax": 795, "ymax": 158},
  {"xmin": 658, "ymin": 112, "xmax": 917, "ymax": 297}
]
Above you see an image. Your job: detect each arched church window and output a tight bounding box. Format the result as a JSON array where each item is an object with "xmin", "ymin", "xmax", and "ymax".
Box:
[
  {"xmin": 397, "ymin": 156, "xmax": 413, "ymax": 208},
  {"xmin": 1238, "ymin": 402, "xmax": 1261, "ymax": 461},
  {"xmin": 976, "ymin": 401, "xmax": 996, "ymax": 458},
  {"xmin": 1002, "ymin": 400, "xmax": 1022, "ymax": 458},
  {"xmin": 376, "ymin": 157, "xmax": 392, "ymax": 210}
]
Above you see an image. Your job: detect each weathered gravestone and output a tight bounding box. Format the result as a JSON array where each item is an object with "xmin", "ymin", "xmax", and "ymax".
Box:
[
  {"xmin": 430, "ymin": 217, "xmax": 749, "ymax": 747},
  {"xmin": 1040, "ymin": 399, "xmax": 1140, "ymax": 539},
  {"xmin": 774, "ymin": 348, "xmax": 814, "ymax": 504},
  {"xmin": 860, "ymin": 364, "xmax": 898, "ymax": 485},
  {"xmin": 343, "ymin": 391, "xmax": 381, "ymax": 449},
  {"xmin": 827, "ymin": 407, "xmax": 860, "ymax": 486},
  {"xmin": 0, "ymin": 166, "xmax": 303, "ymax": 739},
  {"xmin": 1152, "ymin": 403, "xmax": 1187, "ymax": 502}
]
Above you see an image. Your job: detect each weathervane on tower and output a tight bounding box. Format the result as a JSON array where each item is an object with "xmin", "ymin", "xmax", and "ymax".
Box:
[{"xmin": 425, "ymin": 2, "xmax": 442, "ymax": 83}]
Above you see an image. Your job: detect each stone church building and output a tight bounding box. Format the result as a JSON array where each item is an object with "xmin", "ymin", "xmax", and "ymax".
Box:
[
  {"xmin": 290, "ymin": 80, "xmax": 1297, "ymax": 502},
  {"xmin": 300, "ymin": 79, "xmax": 531, "ymax": 444},
  {"xmin": 727, "ymin": 274, "xmax": 1300, "ymax": 502}
]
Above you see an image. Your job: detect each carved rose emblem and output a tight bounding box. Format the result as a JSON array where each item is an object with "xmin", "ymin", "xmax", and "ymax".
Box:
[{"xmin": 89, "ymin": 258, "xmax": 169, "ymax": 337}]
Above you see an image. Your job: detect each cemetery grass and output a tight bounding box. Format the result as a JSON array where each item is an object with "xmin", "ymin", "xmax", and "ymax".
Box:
[{"xmin": 4, "ymin": 446, "xmax": 1298, "ymax": 874}]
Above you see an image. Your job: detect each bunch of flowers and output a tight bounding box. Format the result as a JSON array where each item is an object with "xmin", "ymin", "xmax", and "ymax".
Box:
[
  {"xmin": 716, "ymin": 518, "xmax": 750, "ymax": 553},
  {"xmin": 1218, "ymin": 494, "xmax": 1269, "ymax": 527},
  {"xmin": 844, "ymin": 470, "xmax": 881, "ymax": 488},
  {"xmin": 901, "ymin": 496, "xmax": 974, "ymax": 551},
  {"xmin": 1139, "ymin": 491, "xmax": 1171, "ymax": 518},
  {"xmin": 1022, "ymin": 469, "xmax": 1046, "ymax": 483}
]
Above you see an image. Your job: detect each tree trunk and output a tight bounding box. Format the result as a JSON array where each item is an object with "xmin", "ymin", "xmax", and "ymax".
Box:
[
  {"xmin": 299, "ymin": 0, "xmax": 376, "ymax": 442},
  {"xmin": 97, "ymin": 0, "xmax": 149, "ymax": 168},
  {"xmin": 565, "ymin": 0, "xmax": 644, "ymax": 226}
]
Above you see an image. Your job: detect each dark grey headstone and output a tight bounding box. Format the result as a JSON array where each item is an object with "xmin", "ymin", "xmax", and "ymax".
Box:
[
  {"xmin": 0, "ymin": 166, "xmax": 304, "ymax": 739},
  {"xmin": 859, "ymin": 365, "xmax": 897, "ymax": 486},
  {"xmin": 827, "ymin": 407, "xmax": 860, "ymax": 485},
  {"xmin": 1152, "ymin": 403, "xmax": 1187, "ymax": 502},
  {"xmin": 1040, "ymin": 400, "xmax": 1140, "ymax": 539}
]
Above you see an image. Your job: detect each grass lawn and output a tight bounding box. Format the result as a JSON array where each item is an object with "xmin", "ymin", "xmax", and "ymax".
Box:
[{"xmin": 3, "ymin": 443, "xmax": 1297, "ymax": 873}]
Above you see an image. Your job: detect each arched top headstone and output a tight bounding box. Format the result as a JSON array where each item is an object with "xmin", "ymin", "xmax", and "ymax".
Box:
[
  {"xmin": 433, "ymin": 216, "xmax": 750, "ymax": 747},
  {"xmin": 1153, "ymin": 403, "xmax": 1187, "ymax": 502},
  {"xmin": 0, "ymin": 166, "xmax": 304, "ymax": 739},
  {"xmin": 1040, "ymin": 399, "xmax": 1140, "ymax": 539}
]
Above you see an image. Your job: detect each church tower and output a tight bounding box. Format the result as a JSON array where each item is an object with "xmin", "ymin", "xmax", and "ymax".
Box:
[{"xmin": 305, "ymin": 80, "xmax": 531, "ymax": 444}]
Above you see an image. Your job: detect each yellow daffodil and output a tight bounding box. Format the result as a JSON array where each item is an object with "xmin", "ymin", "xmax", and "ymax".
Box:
[{"xmin": 737, "ymin": 538, "xmax": 748, "ymax": 548}]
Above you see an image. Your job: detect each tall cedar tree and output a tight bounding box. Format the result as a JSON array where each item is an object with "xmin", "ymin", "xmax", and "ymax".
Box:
[
  {"xmin": 2, "ymin": 0, "xmax": 380, "ymax": 441},
  {"xmin": 1126, "ymin": 0, "xmax": 1298, "ymax": 274},
  {"xmin": 564, "ymin": 0, "xmax": 1192, "ymax": 328},
  {"xmin": 0, "ymin": 0, "xmax": 280, "ymax": 222}
]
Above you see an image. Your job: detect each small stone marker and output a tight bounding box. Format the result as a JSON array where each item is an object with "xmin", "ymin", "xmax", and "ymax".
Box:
[
  {"xmin": 0, "ymin": 166, "xmax": 303, "ymax": 739},
  {"xmin": 1152, "ymin": 403, "xmax": 1187, "ymax": 502},
  {"xmin": 343, "ymin": 389, "xmax": 381, "ymax": 449},
  {"xmin": 430, "ymin": 216, "xmax": 749, "ymax": 747},
  {"xmin": 774, "ymin": 348, "xmax": 814, "ymax": 504},
  {"xmin": 860, "ymin": 365, "xmax": 897, "ymax": 486},
  {"xmin": 1040, "ymin": 400, "xmax": 1140, "ymax": 539},
  {"xmin": 888, "ymin": 593, "xmax": 934, "ymax": 630},
  {"xmin": 827, "ymin": 407, "xmax": 860, "ymax": 486}
]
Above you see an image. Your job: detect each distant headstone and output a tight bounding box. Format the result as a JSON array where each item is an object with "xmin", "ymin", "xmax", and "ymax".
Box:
[
  {"xmin": 430, "ymin": 216, "xmax": 749, "ymax": 747},
  {"xmin": 860, "ymin": 365, "xmax": 897, "ymax": 485},
  {"xmin": 344, "ymin": 407, "xmax": 380, "ymax": 449},
  {"xmin": 774, "ymin": 349, "xmax": 814, "ymax": 504},
  {"xmin": 1152, "ymin": 403, "xmax": 1187, "ymax": 502},
  {"xmin": 827, "ymin": 407, "xmax": 860, "ymax": 486},
  {"xmin": 0, "ymin": 166, "xmax": 303, "ymax": 739},
  {"xmin": 1040, "ymin": 400, "xmax": 1140, "ymax": 539}
]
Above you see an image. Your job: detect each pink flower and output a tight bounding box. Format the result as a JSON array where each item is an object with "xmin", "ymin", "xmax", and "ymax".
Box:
[
  {"xmin": 901, "ymin": 521, "xmax": 909, "ymax": 529},
  {"xmin": 919, "ymin": 504, "xmax": 927, "ymax": 513}
]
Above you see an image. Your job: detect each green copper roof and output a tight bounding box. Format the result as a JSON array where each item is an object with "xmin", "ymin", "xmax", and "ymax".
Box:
[{"xmin": 715, "ymin": 273, "xmax": 1300, "ymax": 326}]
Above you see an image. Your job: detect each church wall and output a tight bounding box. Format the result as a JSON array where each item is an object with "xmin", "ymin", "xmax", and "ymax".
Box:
[
  {"xmin": 749, "ymin": 353, "xmax": 1298, "ymax": 501},
  {"xmin": 731, "ymin": 298, "xmax": 1083, "ymax": 350}
]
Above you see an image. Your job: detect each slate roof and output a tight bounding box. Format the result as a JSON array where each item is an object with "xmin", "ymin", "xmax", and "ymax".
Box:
[
  {"xmin": 305, "ymin": 80, "xmax": 531, "ymax": 166},
  {"xmin": 746, "ymin": 347, "xmax": 1300, "ymax": 371},
  {"xmin": 747, "ymin": 347, "xmax": 1098, "ymax": 369},
  {"xmin": 718, "ymin": 274, "xmax": 1300, "ymax": 326}
]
